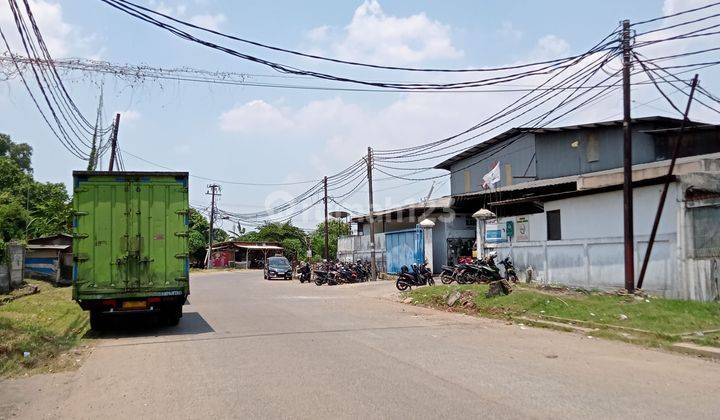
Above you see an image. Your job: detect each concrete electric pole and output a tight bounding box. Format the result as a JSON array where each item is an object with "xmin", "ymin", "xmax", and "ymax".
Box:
[
  {"xmin": 206, "ymin": 184, "xmax": 221, "ymax": 268},
  {"xmin": 621, "ymin": 19, "xmax": 635, "ymax": 293},
  {"xmin": 367, "ymin": 147, "xmax": 377, "ymax": 281}
]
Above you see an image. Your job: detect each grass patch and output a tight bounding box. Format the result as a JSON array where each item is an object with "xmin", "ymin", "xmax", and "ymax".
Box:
[
  {"xmin": 408, "ymin": 284, "xmax": 720, "ymax": 346},
  {"xmin": 0, "ymin": 280, "xmax": 89, "ymax": 378}
]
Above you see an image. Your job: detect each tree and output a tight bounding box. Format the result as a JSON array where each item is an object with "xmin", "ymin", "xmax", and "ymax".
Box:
[
  {"xmin": 186, "ymin": 208, "xmax": 229, "ymax": 265},
  {"xmin": 0, "ymin": 135, "xmax": 73, "ymax": 243},
  {"xmin": 0, "ymin": 133, "xmax": 32, "ymax": 173},
  {"xmin": 310, "ymin": 219, "xmax": 350, "ymax": 261},
  {"xmin": 188, "ymin": 208, "xmax": 209, "ymax": 264},
  {"xmin": 239, "ymin": 221, "xmax": 309, "ymax": 261}
]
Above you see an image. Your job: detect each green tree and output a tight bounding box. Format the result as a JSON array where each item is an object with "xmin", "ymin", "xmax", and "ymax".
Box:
[
  {"xmin": 188, "ymin": 208, "xmax": 209, "ymax": 264},
  {"xmin": 239, "ymin": 221, "xmax": 309, "ymax": 261},
  {"xmin": 0, "ymin": 133, "xmax": 32, "ymax": 173},
  {"xmin": 310, "ymin": 219, "xmax": 350, "ymax": 261},
  {"xmin": 0, "ymin": 192, "xmax": 29, "ymax": 242}
]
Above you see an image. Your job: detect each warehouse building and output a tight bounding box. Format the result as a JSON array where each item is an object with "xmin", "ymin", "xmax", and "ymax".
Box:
[{"xmin": 339, "ymin": 116, "xmax": 720, "ymax": 300}]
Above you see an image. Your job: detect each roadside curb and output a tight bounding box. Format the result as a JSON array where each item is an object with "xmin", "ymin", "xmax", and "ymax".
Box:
[
  {"xmin": 670, "ymin": 343, "xmax": 720, "ymax": 360},
  {"xmin": 517, "ymin": 316, "xmax": 597, "ymax": 334}
]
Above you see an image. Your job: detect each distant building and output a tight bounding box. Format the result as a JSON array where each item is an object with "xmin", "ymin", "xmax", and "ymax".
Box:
[
  {"xmin": 210, "ymin": 241, "xmax": 284, "ymax": 268},
  {"xmin": 340, "ymin": 116, "xmax": 720, "ymax": 300}
]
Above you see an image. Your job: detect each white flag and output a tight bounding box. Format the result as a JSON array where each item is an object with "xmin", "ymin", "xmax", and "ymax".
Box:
[{"xmin": 482, "ymin": 161, "xmax": 501, "ymax": 189}]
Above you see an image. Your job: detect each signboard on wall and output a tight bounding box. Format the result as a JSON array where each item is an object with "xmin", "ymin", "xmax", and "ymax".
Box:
[
  {"xmin": 516, "ymin": 217, "xmax": 530, "ymax": 241},
  {"xmin": 485, "ymin": 220, "xmax": 507, "ymax": 243}
]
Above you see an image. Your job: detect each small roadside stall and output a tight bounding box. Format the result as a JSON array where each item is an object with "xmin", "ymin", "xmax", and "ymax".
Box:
[
  {"xmin": 24, "ymin": 233, "xmax": 73, "ymax": 285},
  {"xmin": 210, "ymin": 241, "xmax": 284, "ymax": 269}
]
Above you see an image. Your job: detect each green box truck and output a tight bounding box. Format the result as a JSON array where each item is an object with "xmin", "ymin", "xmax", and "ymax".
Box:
[{"xmin": 72, "ymin": 171, "xmax": 190, "ymax": 329}]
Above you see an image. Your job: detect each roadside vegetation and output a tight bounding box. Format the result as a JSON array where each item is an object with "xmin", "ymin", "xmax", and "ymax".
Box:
[
  {"xmin": 0, "ymin": 280, "xmax": 89, "ymax": 378},
  {"xmin": 407, "ymin": 284, "xmax": 720, "ymax": 348}
]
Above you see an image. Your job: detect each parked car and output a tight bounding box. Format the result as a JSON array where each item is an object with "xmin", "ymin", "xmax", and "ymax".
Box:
[{"xmin": 264, "ymin": 256, "xmax": 292, "ymax": 280}]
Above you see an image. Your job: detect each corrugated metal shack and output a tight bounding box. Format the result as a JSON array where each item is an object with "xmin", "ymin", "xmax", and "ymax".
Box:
[{"xmin": 24, "ymin": 233, "xmax": 73, "ymax": 285}]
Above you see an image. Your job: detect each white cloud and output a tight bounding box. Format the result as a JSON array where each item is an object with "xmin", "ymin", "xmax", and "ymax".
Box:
[
  {"xmin": 219, "ymin": 100, "xmax": 292, "ymax": 133},
  {"xmin": 497, "ymin": 21, "xmax": 523, "ymax": 42},
  {"xmin": 531, "ymin": 35, "xmax": 570, "ymax": 60},
  {"xmin": 306, "ymin": 0, "xmax": 462, "ymax": 64},
  {"xmin": 188, "ymin": 13, "xmax": 227, "ymax": 31},
  {"xmin": 0, "ymin": 0, "xmax": 97, "ymax": 58},
  {"xmin": 305, "ymin": 25, "xmax": 330, "ymax": 42},
  {"xmin": 150, "ymin": 1, "xmax": 226, "ymax": 30},
  {"xmin": 119, "ymin": 109, "xmax": 142, "ymax": 124}
]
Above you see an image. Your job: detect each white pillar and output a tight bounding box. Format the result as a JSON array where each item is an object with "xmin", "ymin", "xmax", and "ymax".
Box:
[
  {"xmin": 472, "ymin": 209, "xmax": 496, "ymax": 260},
  {"xmin": 419, "ymin": 219, "xmax": 435, "ymax": 273}
]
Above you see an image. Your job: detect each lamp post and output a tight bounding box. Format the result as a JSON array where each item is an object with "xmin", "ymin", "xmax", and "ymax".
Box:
[
  {"xmin": 472, "ymin": 208, "xmax": 496, "ymax": 259},
  {"xmin": 419, "ymin": 219, "xmax": 435, "ymax": 273}
]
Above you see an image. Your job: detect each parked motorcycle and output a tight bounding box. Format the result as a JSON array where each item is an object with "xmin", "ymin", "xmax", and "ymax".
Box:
[
  {"xmin": 498, "ymin": 257, "xmax": 518, "ymax": 283},
  {"xmin": 298, "ymin": 262, "xmax": 311, "ymax": 283},
  {"xmin": 440, "ymin": 264, "xmax": 458, "ymax": 284},
  {"xmin": 396, "ymin": 263, "xmax": 435, "ymax": 291}
]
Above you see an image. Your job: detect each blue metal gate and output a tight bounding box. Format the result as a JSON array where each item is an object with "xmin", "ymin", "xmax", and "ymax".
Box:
[{"xmin": 385, "ymin": 227, "xmax": 424, "ymax": 274}]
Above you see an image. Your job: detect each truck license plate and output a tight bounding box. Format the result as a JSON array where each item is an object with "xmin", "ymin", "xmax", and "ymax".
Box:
[{"xmin": 122, "ymin": 301, "xmax": 148, "ymax": 310}]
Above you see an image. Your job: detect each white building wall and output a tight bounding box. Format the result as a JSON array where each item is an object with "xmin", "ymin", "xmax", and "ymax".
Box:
[
  {"xmin": 486, "ymin": 184, "xmax": 685, "ymax": 298},
  {"xmin": 544, "ymin": 184, "xmax": 679, "ymax": 239}
]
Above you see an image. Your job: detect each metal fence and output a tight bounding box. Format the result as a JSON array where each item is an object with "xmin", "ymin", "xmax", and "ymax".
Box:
[{"xmin": 337, "ymin": 233, "xmax": 387, "ymax": 273}]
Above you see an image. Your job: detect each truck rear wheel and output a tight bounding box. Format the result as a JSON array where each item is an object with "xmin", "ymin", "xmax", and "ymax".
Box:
[
  {"xmin": 89, "ymin": 310, "xmax": 107, "ymax": 331},
  {"xmin": 164, "ymin": 303, "xmax": 182, "ymax": 326}
]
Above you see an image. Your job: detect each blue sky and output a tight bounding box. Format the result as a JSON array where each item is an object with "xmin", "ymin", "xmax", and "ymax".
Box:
[{"xmin": 1, "ymin": 0, "xmax": 717, "ymax": 231}]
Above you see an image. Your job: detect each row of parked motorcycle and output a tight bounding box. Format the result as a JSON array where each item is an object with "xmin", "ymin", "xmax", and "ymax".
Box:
[
  {"xmin": 296, "ymin": 260, "xmax": 372, "ymax": 286},
  {"xmin": 294, "ymin": 252, "xmax": 518, "ymax": 291},
  {"xmin": 439, "ymin": 251, "xmax": 518, "ymax": 285}
]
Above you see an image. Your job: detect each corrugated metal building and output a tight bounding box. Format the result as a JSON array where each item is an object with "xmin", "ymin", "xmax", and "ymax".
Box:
[{"xmin": 24, "ymin": 233, "xmax": 73, "ymax": 285}]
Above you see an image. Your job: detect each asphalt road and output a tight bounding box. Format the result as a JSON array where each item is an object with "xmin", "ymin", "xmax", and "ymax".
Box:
[{"xmin": 2, "ymin": 270, "xmax": 720, "ymax": 419}]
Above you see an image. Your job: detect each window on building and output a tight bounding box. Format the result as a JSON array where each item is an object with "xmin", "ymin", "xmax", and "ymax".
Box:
[
  {"xmin": 586, "ymin": 134, "xmax": 599, "ymax": 162},
  {"xmin": 504, "ymin": 164, "xmax": 513, "ymax": 186},
  {"xmin": 464, "ymin": 170, "xmax": 471, "ymax": 193},
  {"xmin": 691, "ymin": 205, "xmax": 720, "ymax": 258},
  {"xmin": 546, "ymin": 210, "xmax": 561, "ymax": 240}
]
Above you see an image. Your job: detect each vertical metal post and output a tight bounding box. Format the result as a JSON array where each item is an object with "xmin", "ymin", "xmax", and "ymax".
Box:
[
  {"xmin": 206, "ymin": 184, "xmax": 220, "ymax": 268},
  {"xmin": 108, "ymin": 113, "xmax": 121, "ymax": 171},
  {"xmin": 367, "ymin": 147, "xmax": 378, "ymax": 281},
  {"xmin": 323, "ymin": 176, "xmax": 329, "ymax": 261},
  {"xmin": 637, "ymin": 75, "xmax": 699, "ymax": 290},
  {"xmin": 621, "ymin": 19, "xmax": 635, "ymax": 293}
]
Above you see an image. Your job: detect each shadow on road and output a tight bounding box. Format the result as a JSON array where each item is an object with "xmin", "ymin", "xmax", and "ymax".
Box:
[{"xmin": 84, "ymin": 311, "xmax": 215, "ymax": 339}]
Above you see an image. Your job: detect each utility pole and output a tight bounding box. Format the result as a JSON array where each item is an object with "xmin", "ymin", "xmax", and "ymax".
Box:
[
  {"xmin": 367, "ymin": 147, "xmax": 377, "ymax": 281},
  {"xmin": 108, "ymin": 113, "xmax": 121, "ymax": 171},
  {"xmin": 637, "ymin": 75, "xmax": 699, "ymax": 290},
  {"xmin": 323, "ymin": 176, "xmax": 329, "ymax": 261},
  {"xmin": 621, "ymin": 19, "xmax": 635, "ymax": 293},
  {"xmin": 206, "ymin": 184, "xmax": 221, "ymax": 269}
]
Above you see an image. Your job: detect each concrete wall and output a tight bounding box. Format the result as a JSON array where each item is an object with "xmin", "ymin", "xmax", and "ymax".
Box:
[
  {"xmin": 482, "ymin": 184, "xmax": 691, "ymax": 299},
  {"xmin": 449, "ymin": 133, "xmax": 536, "ymax": 195},
  {"xmin": 543, "ymin": 184, "xmax": 680, "ymax": 240},
  {"xmin": 488, "ymin": 233, "xmax": 679, "ymax": 297}
]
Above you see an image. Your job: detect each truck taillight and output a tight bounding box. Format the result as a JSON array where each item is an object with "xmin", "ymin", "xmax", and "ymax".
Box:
[{"xmin": 148, "ymin": 297, "xmax": 161, "ymax": 303}]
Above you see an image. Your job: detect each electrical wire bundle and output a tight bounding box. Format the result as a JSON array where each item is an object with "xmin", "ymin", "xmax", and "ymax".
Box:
[
  {"xmin": 98, "ymin": 0, "xmax": 619, "ymax": 91},
  {"xmin": 0, "ymin": 0, "xmax": 114, "ymax": 161},
  {"xmin": 215, "ymin": 159, "xmax": 368, "ymax": 228}
]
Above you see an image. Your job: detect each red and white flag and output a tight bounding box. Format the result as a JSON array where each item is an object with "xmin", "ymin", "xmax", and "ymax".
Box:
[{"xmin": 482, "ymin": 161, "xmax": 501, "ymax": 189}]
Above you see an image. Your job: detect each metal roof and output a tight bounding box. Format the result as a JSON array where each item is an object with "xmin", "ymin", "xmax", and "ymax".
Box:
[
  {"xmin": 212, "ymin": 241, "xmax": 283, "ymax": 251},
  {"xmin": 452, "ymin": 174, "xmax": 579, "ymax": 199},
  {"xmin": 26, "ymin": 244, "xmax": 71, "ymax": 251},
  {"xmin": 351, "ymin": 196, "xmax": 453, "ymax": 222},
  {"xmin": 433, "ymin": 116, "xmax": 690, "ymax": 170}
]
